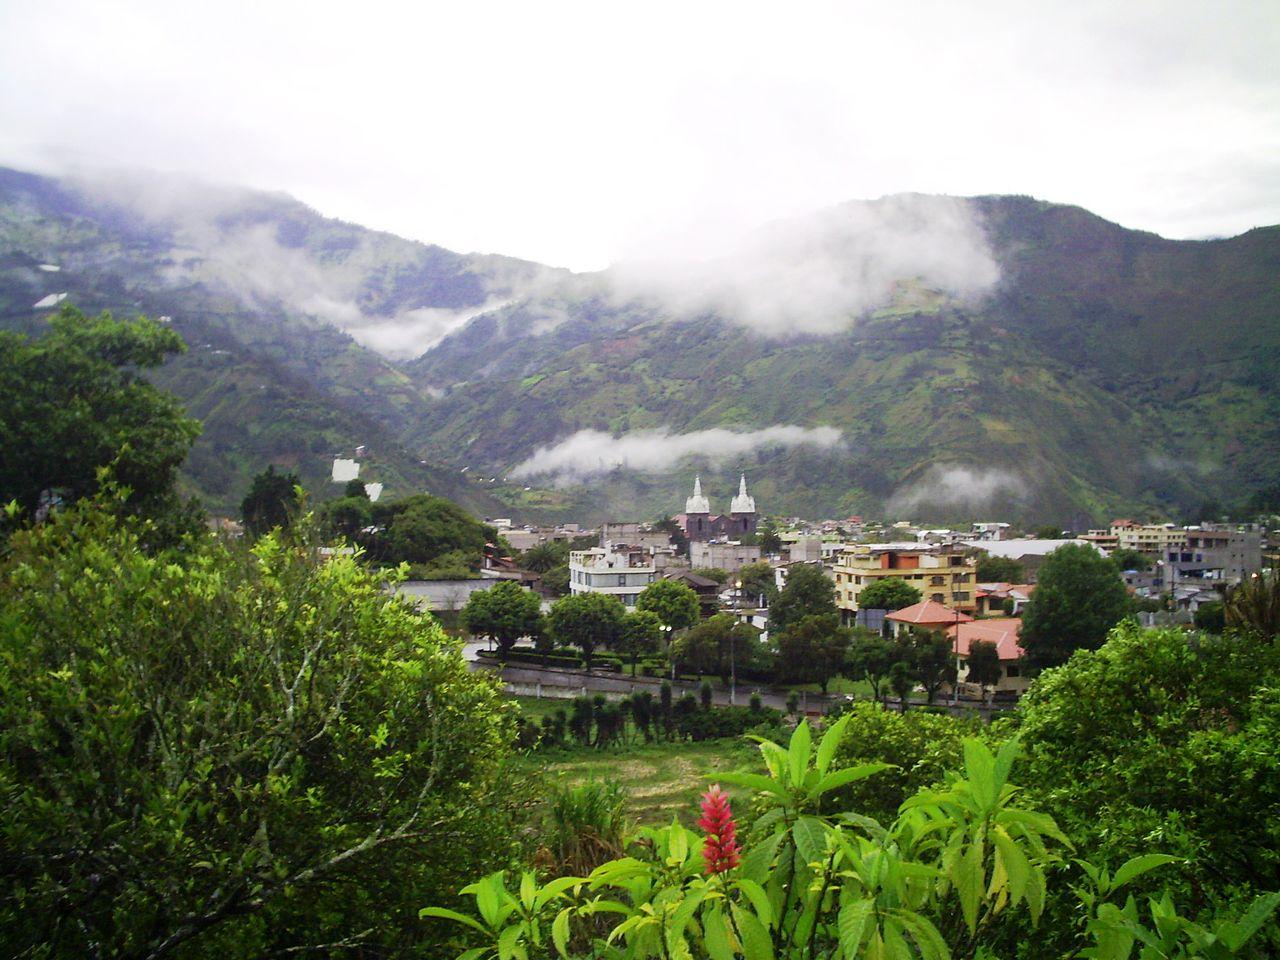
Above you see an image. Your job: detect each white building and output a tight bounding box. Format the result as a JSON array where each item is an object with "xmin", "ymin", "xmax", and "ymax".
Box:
[{"xmin": 568, "ymin": 545, "xmax": 657, "ymax": 609}]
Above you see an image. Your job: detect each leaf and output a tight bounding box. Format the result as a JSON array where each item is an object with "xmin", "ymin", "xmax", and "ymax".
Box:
[
  {"xmin": 788, "ymin": 721, "xmax": 812, "ymax": 789},
  {"xmin": 992, "ymin": 828, "xmax": 1031, "ymax": 906},
  {"xmin": 886, "ymin": 908, "xmax": 951, "ymax": 960},
  {"xmin": 535, "ymin": 875, "xmax": 582, "ymax": 910},
  {"xmin": 418, "ymin": 907, "xmax": 489, "ymax": 933},
  {"xmin": 735, "ymin": 877, "xmax": 775, "ymax": 930},
  {"xmin": 552, "ymin": 908, "xmax": 571, "ymax": 958},
  {"xmin": 519, "ymin": 872, "xmax": 536, "ymax": 910},
  {"xmin": 497, "ymin": 923, "xmax": 523, "ymax": 960},
  {"xmin": 1025, "ymin": 864, "xmax": 1047, "ymax": 926},
  {"xmin": 839, "ymin": 898, "xmax": 875, "ymax": 958},
  {"xmin": 792, "ymin": 816, "xmax": 828, "ymax": 865},
  {"xmin": 754, "ymin": 739, "xmax": 790, "ymax": 781},
  {"xmin": 1110, "ymin": 854, "xmax": 1180, "ymax": 891},
  {"xmin": 703, "ymin": 906, "xmax": 736, "ymax": 960},
  {"xmin": 814, "ymin": 763, "xmax": 893, "ymax": 798},
  {"xmin": 738, "ymin": 830, "xmax": 785, "ymax": 886},
  {"xmin": 816, "ymin": 713, "xmax": 850, "ymax": 777},
  {"xmin": 714, "ymin": 771, "xmax": 787, "ymax": 798},
  {"xmin": 963, "ymin": 739, "xmax": 997, "ymax": 811},
  {"xmin": 952, "ymin": 840, "xmax": 984, "ymax": 934},
  {"xmin": 991, "ymin": 735, "xmax": 1020, "ymax": 796},
  {"xmin": 1222, "ymin": 891, "xmax": 1280, "ymax": 951},
  {"xmin": 732, "ymin": 902, "xmax": 775, "ymax": 960}
]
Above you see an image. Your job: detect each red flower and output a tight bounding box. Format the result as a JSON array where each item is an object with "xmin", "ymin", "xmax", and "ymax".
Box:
[{"xmin": 699, "ymin": 784, "xmax": 740, "ymax": 874}]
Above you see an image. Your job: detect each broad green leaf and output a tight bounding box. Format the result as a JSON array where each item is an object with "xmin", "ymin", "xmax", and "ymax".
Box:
[
  {"xmin": 792, "ymin": 816, "xmax": 828, "ymax": 865},
  {"xmin": 735, "ymin": 877, "xmax": 774, "ymax": 930},
  {"xmin": 963, "ymin": 739, "xmax": 997, "ymax": 811},
  {"xmin": 886, "ymin": 908, "xmax": 951, "ymax": 960},
  {"xmin": 1110, "ymin": 854, "xmax": 1180, "ymax": 891},
  {"xmin": 881, "ymin": 916, "xmax": 911, "ymax": 960},
  {"xmin": 755, "ymin": 740, "xmax": 790, "ymax": 781},
  {"xmin": 714, "ymin": 771, "xmax": 787, "ymax": 798},
  {"xmin": 1222, "ymin": 891, "xmax": 1280, "ymax": 951},
  {"xmin": 816, "ymin": 713, "xmax": 850, "ymax": 777},
  {"xmin": 839, "ymin": 898, "xmax": 875, "ymax": 958},
  {"xmin": 991, "ymin": 736, "xmax": 1020, "ymax": 796},
  {"xmin": 739, "ymin": 830, "xmax": 785, "ymax": 886},
  {"xmin": 1025, "ymin": 864, "xmax": 1046, "ymax": 926},
  {"xmin": 552, "ymin": 908, "xmax": 571, "ymax": 958},
  {"xmin": 732, "ymin": 902, "xmax": 775, "ymax": 960},
  {"xmin": 992, "ymin": 828, "xmax": 1031, "ymax": 906},
  {"xmin": 535, "ymin": 876, "xmax": 582, "ymax": 909},
  {"xmin": 952, "ymin": 840, "xmax": 984, "ymax": 933},
  {"xmin": 703, "ymin": 906, "xmax": 736, "ymax": 960},
  {"xmin": 579, "ymin": 899, "xmax": 634, "ymax": 916},
  {"xmin": 519, "ymin": 872, "xmax": 536, "ymax": 910},
  {"xmin": 814, "ymin": 763, "xmax": 893, "ymax": 798},
  {"xmin": 788, "ymin": 721, "xmax": 812, "ymax": 789},
  {"xmin": 418, "ymin": 907, "xmax": 488, "ymax": 933},
  {"xmin": 458, "ymin": 950, "xmax": 486, "ymax": 960},
  {"xmin": 497, "ymin": 923, "xmax": 523, "ymax": 960}
]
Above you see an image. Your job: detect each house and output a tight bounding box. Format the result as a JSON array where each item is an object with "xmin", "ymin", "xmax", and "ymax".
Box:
[
  {"xmin": 974, "ymin": 582, "xmax": 1036, "ymax": 616},
  {"xmin": 663, "ymin": 569, "xmax": 722, "ymax": 616},
  {"xmin": 884, "ymin": 600, "xmax": 973, "ymax": 638},
  {"xmin": 833, "ymin": 545, "xmax": 977, "ymax": 622},
  {"xmin": 945, "ymin": 618, "xmax": 1029, "ymax": 697},
  {"xmin": 690, "ymin": 540, "xmax": 762, "ymax": 573},
  {"xmin": 960, "ymin": 538, "xmax": 1095, "ymax": 580},
  {"xmin": 569, "ymin": 544, "xmax": 657, "ymax": 609}
]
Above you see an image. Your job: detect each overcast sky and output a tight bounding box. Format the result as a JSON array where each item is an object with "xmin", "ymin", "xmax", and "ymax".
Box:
[{"xmin": 2, "ymin": 0, "xmax": 1277, "ymax": 270}]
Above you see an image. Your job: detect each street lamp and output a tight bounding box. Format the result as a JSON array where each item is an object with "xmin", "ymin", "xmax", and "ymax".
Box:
[{"xmin": 730, "ymin": 579, "xmax": 742, "ymax": 705}]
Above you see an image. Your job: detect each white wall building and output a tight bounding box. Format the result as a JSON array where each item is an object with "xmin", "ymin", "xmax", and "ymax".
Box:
[{"xmin": 569, "ymin": 545, "xmax": 657, "ymax": 609}]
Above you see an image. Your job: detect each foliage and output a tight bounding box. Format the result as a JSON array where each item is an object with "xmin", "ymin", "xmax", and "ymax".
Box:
[
  {"xmin": 0, "ymin": 304, "xmax": 200, "ymax": 524},
  {"xmin": 974, "ymin": 555, "xmax": 1026, "ymax": 583},
  {"xmin": 616, "ymin": 610, "xmax": 664, "ymax": 675},
  {"xmin": 542, "ymin": 564, "xmax": 572, "ymax": 597},
  {"xmin": 694, "ymin": 567, "xmax": 732, "ymax": 584},
  {"xmin": 737, "ymin": 560, "xmax": 779, "ymax": 606},
  {"xmin": 1035, "ymin": 524, "xmax": 1065, "ymax": 539},
  {"xmin": 546, "ymin": 780, "xmax": 628, "ymax": 876},
  {"xmin": 523, "ymin": 541, "xmax": 570, "ymax": 574},
  {"xmin": 1224, "ymin": 570, "xmax": 1280, "ymax": 639},
  {"xmin": 463, "ymin": 581, "xmax": 545, "ymax": 660},
  {"xmin": 964, "ymin": 640, "xmax": 1002, "ymax": 692},
  {"xmin": 1109, "ymin": 547, "xmax": 1152, "ymax": 573},
  {"xmin": 757, "ymin": 518, "xmax": 783, "ymax": 554},
  {"xmin": 858, "ymin": 577, "xmax": 924, "ymax": 612},
  {"xmin": 343, "ymin": 477, "xmax": 369, "ymax": 498},
  {"xmin": 364, "ymin": 493, "xmax": 491, "ymax": 569},
  {"xmin": 844, "ymin": 631, "xmax": 904, "ymax": 703},
  {"xmin": 1192, "ymin": 600, "xmax": 1225, "ymax": 634},
  {"xmin": 902, "ymin": 630, "xmax": 958, "ymax": 705},
  {"xmin": 1020, "ymin": 543, "xmax": 1131, "ymax": 670},
  {"xmin": 770, "ymin": 563, "xmax": 838, "ymax": 635},
  {"xmin": 322, "ymin": 492, "xmax": 374, "ymax": 539},
  {"xmin": 548, "ymin": 592, "xmax": 626, "ymax": 668},
  {"xmin": 240, "ymin": 464, "xmax": 302, "ymax": 536},
  {"xmin": 637, "ymin": 579, "xmax": 701, "ymax": 633},
  {"xmin": 776, "ymin": 614, "xmax": 852, "ymax": 692},
  {"xmin": 0, "ymin": 496, "xmax": 520, "ymax": 959},
  {"xmin": 671, "ymin": 614, "xmax": 773, "ymax": 684}
]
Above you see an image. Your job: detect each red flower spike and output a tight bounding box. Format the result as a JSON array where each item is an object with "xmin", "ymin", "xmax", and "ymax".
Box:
[{"xmin": 699, "ymin": 784, "xmax": 740, "ymax": 874}]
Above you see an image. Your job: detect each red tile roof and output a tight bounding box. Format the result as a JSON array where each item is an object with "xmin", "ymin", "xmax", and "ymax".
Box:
[
  {"xmin": 885, "ymin": 600, "xmax": 974, "ymax": 625},
  {"xmin": 946, "ymin": 618, "xmax": 1025, "ymax": 661}
]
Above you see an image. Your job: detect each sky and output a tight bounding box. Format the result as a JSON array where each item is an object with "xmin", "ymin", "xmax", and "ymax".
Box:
[{"xmin": 2, "ymin": 0, "xmax": 1277, "ymax": 271}]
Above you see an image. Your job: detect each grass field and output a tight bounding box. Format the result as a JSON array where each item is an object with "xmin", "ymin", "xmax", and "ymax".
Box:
[{"xmin": 510, "ymin": 696, "xmax": 766, "ymax": 825}]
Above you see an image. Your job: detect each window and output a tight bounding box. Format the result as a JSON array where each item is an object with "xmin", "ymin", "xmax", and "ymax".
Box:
[{"xmin": 930, "ymin": 575, "xmax": 945, "ymax": 586}]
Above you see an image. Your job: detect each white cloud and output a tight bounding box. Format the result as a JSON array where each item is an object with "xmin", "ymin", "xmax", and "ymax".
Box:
[
  {"xmin": 887, "ymin": 465, "xmax": 1027, "ymax": 516},
  {"xmin": 511, "ymin": 425, "xmax": 843, "ymax": 483}
]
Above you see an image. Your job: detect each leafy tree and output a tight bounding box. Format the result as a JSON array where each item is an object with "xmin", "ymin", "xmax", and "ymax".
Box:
[
  {"xmin": 691, "ymin": 566, "xmax": 729, "ymax": 584},
  {"xmin": 669, "ymin": 613, "xmax": 770, "ymax": 684},
  {"xmin": 844, "ymin": 630, "xmax": 902, "ymax": 704},
  {"xmin": 857, "ymin": 576, "xmax": 923, "ymax": 611},
  {"xmin": 615, "ymin": 609, "xmax": 663, "ymax": 675},
  {"xmin": 736, "ymin": 559, "xmax": 778, "ymax": 606},
  {"xmin": 889, "ymin": 659, "xmax": 914, "ymax": 710},
  {"xmin": 1020, "ymin": 543, "xmax": 1130, "ymax": 670},
  {"xmin": 540, "ymin": 563, "xmax": 570, "ymax": 597},
  {"xmin": 370, "ymin": 493, "xmax": 488, "ymax": 568},
  {"xmin": 520, "ymin": 540, "xmax": 566, "ymax": 574},
  {"xmin": 768, "ymin": 563, "xmax": 837, "ymax": 635},
  {"xmin": 974, "ymin": 555, "xmax": 1025, "ymax": 582},
  {"xmin": 0, "ymin": 496, "xmax": 520, "ymax": 959},
  {"xmin": 964, "ymin": 639, "xmax": 1003, "ymax": 697},
  {"xmin": 1035, "ymin": 524, "xmax": 1064, "ymax": 539},
  {"xmin": 343, "ymin": 477, "xmax": 369, "ymax": 499},
  {"xmin": 546, "ymin": 592, "xmax": 625, "ymax": 669},
  {"xmin": 653, "ymin": 515, "xmax": 687, "ymax": 553},
  {"xmin": 1109, "ymin": 547, "xmax": 1152, "ymax": 572},
  {"xmin": 461, "ymin": 581, "xmax": 544, "ymax": 660},
  {"xmin": 240, "ymin": 465, "xmax": 302, "ymax": 536},
  {"xmin": 757, "ymin": 517, "xmax": 783, "ymax": 553},
  {"xmin": 321, "ymin": 493, "xmax": 373, "ymax": 540},
  {"xmin": 775, "ymin": 613, "xmax": 852, "ymax": 692},
  {"xmin": 1225, "ymin": 570, "xmax": 1280, "ymax": 639},
  {"xmin": 904, "ymin": 628, "xmax": 957, "ymax": 705},
  {"xmin": 1193, "ymin": 599, "xmax": 1226, "ymax": 633},
  {"xmin": 0, "ymin": 305, "xmax": 199, "ymax": 521},
  {"xmin": 635, "ymin": 578, "xmax": 700, "ymax": 633}
]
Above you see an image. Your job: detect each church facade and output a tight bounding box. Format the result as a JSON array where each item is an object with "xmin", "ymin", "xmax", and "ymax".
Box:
[{"xmin": 675, "ymin": 475, "xmax": 759, "ymax": 542}]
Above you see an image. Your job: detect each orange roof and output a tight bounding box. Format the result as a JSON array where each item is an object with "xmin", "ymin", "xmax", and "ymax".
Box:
[
  {"xmin": 885, "ymin": 600, "xmax": 974, "ymax": 625},
  {"xmin": 946, "ymin": 618, "xmax": 1025, "ymax": 661}
]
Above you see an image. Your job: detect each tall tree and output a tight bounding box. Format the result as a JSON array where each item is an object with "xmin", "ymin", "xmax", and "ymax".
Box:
[
  {"xmin": 904, "ymin": 629, "xmax": 958, "ymax": 705},
  {"xmin": 369, "ymin": 493, "xmax": 488, "ymax": 568},
  {"xmin": 1225, "ymin": 570, "xmax": 1280, "ymax": 639},
  {"xmin": 1020, "ymin": 543, "xmax": 1131, "ymax": 670},
  {"xmin": 635, "ymin": 579, "xmax": 700, "ymax": 633},
  {"xmin": 547, "ymin": 592, "xmax": 626, "ymax": 669},
  {"xmin": 240, "ymin": 465, "xmax": 302, "ymax": 537},
  {"xmin": 615, "ymin": 609, "xmax": 663, "ymax": 675},
  {"xmin": 768, "ymin": 563, "xmax": 837, "ymax": 635},
  {"xmin": 669, "ymin": 613, "xmax": 770, "ymax": 684},
  {"xmin": 736, "ymin": 560, "xmax": 778, "ymax": 606},
  {"xmin": 775, "ymin": 614, "xmax": 851, "ymax": 693},
  {"xmin": 964, "ymin": 639, "xmax": 1003, "ymax": 699},
  {"xmin": 858, "ymin": 576, "xmax": 923, "ymax": 611},
  {"xmin": 0, "ymin": 305, "xmax": 199, "ymax": 520},
  {"xmin": 845, "ymin": 631, "xmax": 902, "ymax": 705},
  {"xmin": 461, "ymin": 581, "xmax": 544, "ymax": 661},
  {"xmin": 974, "ymin": 555, "xmax": 1025, "ymax": 583}
]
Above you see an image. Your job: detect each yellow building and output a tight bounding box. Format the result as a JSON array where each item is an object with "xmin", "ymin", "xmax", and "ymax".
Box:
[{"xmin": 833, "ymin": 546, "xmax": 978, "ymax": 618}]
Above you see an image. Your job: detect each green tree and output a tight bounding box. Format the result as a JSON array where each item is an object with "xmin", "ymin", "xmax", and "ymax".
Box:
[
  {"xmin": 1035, "ymin": 524, "xmax": 1064, "ymax": 539},
  {"xmin": 904, "ymin": 629, "xmax": 957, "ymax": 705},
  {"xmin": 521, "ymin": 541, "xmax": 566, "ymax": 574},
  {"xmin": 540, "ymin": 563, "xmax": 570, "ymax": 597},
  {"xmin": 974, "ymin": 555, "xmax": 1025, "ymax": 582},
  {"xmin": 669, "ymin": 613, "xmax": 770, "ymax": 684},
  {"xmin": 547, "ymin": 592, "xmax": 626, "ymax": 669},
  {"xmin": 461, "ymin": 581, "xmax": 544, "ymax": 661},
  {"xmin": 343, "ymin": 477, "xmax": 369, "ymax": 499},
  {"xmin": 1193, "ymin": 599, "xmax": 1225, "ymax": 633},
  {"xmin": 240, "ymin": 465, "xmax": 302, "ymax": 537},
  {"xmin": 775, "ymin": 613, "xmax": 852, "ymax": 693},
  {"xmin": 321, "ymin": 493, "xmax": 373, "ymax": 540},
  {"xmin": 1225, "ymin": 570, "xmax": 1280, "ymax": 639},
  {"xmin": 768, "ymin": 563, "xmax": 837, "ymax": 635},
  {"xmin": 1109, "ymin": 547, "xmax": 1152, "ymax": 572},
  {"xmin": 635, "ymin": 578, "xmax": 700, "ymax": 633},
  {"xmin": 858, "ymin": 576, "xmax": 923, "ymax": 611},
  {"xmin": 0, "ymin": 496, "xmax": 519, "ymax": 959},
  {"xmin": 0, "ymin": 305, "xmax": 199, "ymax": 521},
  {"xmin": 736, "ymin": 560, "xmax": 778, "ymax": 606},
  {"xmin": 844, "ymin": 630, "xmax": 902, "ymax": 704},
  {"xmin": 757, "ymin": 517, "xmax": 783, "ymax": 554},
  {"xmin": 1020, "ymin": 543, "xmax": 1131, "ymax": 670},
  {"xmin": 964, "ymin": 638, "xmax": 1002, "ymax": 697},
  {"xmin": 615, "ymin": 609, "xmax": 663, "ymax": 675},
  {"xmin": 691, "ymin": 566, "xmax": 729, "ymax": 584},
  {"xmin": 370, "ymin": 493, "xmax": 488, "ymax": 568}
]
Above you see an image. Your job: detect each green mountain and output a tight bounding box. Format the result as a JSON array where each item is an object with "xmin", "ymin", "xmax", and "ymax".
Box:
[{"xmin": 1, "ymin": 167, "xmax": 1276, "ymax": 526}]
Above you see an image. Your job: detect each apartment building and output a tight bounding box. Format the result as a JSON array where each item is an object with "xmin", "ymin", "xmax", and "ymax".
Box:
[{"xmin": 832, "ymin": 545, "xmax": 978, "ymax": 620}]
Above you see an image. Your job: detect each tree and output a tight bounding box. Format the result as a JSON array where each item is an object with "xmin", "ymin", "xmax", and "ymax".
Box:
[
  {"xmin": 889, "ymin": 660, "xmax": 914, "ymax": 711},
  {"xmin": 0, "ymin": 496, "xmax": 520, "ymax": 959},
  {"xmin": 775, "ymin": 614, "xmax": 851, "ymax": 693},
  {"xmin": 321, "ymin": 493, "xmax": 373, "ymax": 540},
  {"xmin": 904, "ymin": 629, "xmax": 957, "ymax": 705},
  {"xmin": 1019, "ymin": 543, "xmax": 1131, "ymax": 670},
  {"xmin": 343, "ymin": 477, "xmax": 369, "ymax": 499},
  {"xmin": 547, "ymin": 592, "xmax": 626, "ymax": 669},
  {"xmin": 1225, "ymin": 570, "xmax": 1280, "ymax": 639},
  {"xmin": 736, "ymin": 560, "xmax": 778, "ymax": 606},
  {"xmin": 615, "ymin": 609, "xmax": 663, "ymax": 675},
  {"xmin": 521, "ymin": 541, "xmax": 566, "ymax": 574},
  {"xmin": 1035, "ymin": 524, "xmax": 1064, "ymax": 539},
  {"xmin": 691, "ymin": 567, "xmax": 729, "ymax": 584},
  {"xmin": 1108, "ymin": 547, "xmax": 1151, "ymax": 572},
  {"xmin": 653, "ymin": 515, "xmax": 687, "ymax": 554},
  {"xmin": 369, "ymin": 493, "xmax": 489, "ymax": 569},
  {"xmin": 669, "ymin": 613, "xmax": 769, "ymax": 684},
  {"xmin": 845, "ymin": 631, "xmax": 901, "ymax": 704},
  {"xmin": 1193, "ymin": 599, "xmax": 1225, "ymax": 633},
  {"xmin": 857, "ymin": 576, "xmax": 923, "ymax": 611},
  {"xmin": 461, "ymin": 581, "xmax": 544, "ymax": 660},
  {"xmin": 635, "ymin": 579, "xmax": 700, "ymax": 633},
  {"xmin": 974, "ymin": 555, "xmax": 1025, "ymax": 583},
  {"xmin": 757, "ymin": 518, "xmax": 783, "ymax": 554},
  {"xmin": 240, "ymin": 465, "xmax": 302, "ymax": 536},
  {"xmin": 0, "ymin": 305, "xmax": 200, "ymax": 521},
  {"xmin": 964, "ymin": 639, "xmax": 1002, "ymax": 700},
  {"xmin": 768, "ymin": 563, "xmax": 836, "ymax": 635},
  {"xmin": 541, "ymin": 564, "xmax": 571, "ymax": 597}
]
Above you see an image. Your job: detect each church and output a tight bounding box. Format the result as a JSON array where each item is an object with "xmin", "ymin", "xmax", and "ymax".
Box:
[{"xmin": 674, "ymin": 475, "xmax": 758, "ymax": 542}]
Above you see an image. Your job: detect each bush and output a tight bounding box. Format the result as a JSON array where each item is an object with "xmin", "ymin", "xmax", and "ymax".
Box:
[{"xmin": 545, "ymin": 779, "xmax": 626, "ymax": 876}]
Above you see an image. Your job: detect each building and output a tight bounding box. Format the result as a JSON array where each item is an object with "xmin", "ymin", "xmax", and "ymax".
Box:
[
  {"xmin": 600, "ymin": 522, "xmax": 673, "ymax": 551},
  {"xmin": 568, "ymin": 545, "xmax": 657, "ymax": 609},
  {"xmin": 663, "ymin": 569, "xmax": 722, "ymax": 616},
  {"xmin": 675, "ymin": 475, "xmax": 758, "ymax": 543},
  {"xmin": 974, "ymin": 583, "xmax": 1036, "ymax": 616},
  {"xmin": 884, "ymin": 599, "xmax": 973, "ymax": 638},
  {"xmin": 960, "ymin": 538, "xmax": 1095, "ymax": 580},
  {"xmin": 946, "ymin": 618, "xmax": 1029, "ymax": 697},
  {"xmin": 690, "ymin": 540, "xmax": 762, "ymax": 573},
  {"xmin": 970, "ymin": 522, "xmax": 1011, "ymax": 541},
  {"xmin": 1155, "ymin": 525, "xmax": 1263, "ymax": 592},
  {"xmin": 833, "ymin": 545, "xmax": 978, "ymax": 620}
]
